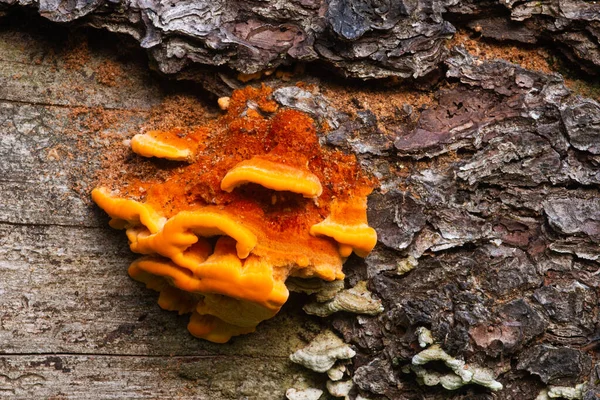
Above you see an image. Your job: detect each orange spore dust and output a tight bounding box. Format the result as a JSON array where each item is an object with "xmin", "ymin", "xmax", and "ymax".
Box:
[{"xmin": 93, "ymin": 85, "xmax": 377, "ymax": 343}]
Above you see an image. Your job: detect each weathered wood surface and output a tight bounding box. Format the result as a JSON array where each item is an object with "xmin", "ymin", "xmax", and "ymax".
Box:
[{"xmin": 0, "ymin": 19, "xmax": 323, "ymax": 400}]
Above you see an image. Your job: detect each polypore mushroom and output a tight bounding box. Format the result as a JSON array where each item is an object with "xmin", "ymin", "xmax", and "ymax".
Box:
[
  {"xmin": 302, "ymin": 280, "xmax": 384, "ymax": 317},
  {"xmin": 408, "ymin": 342, "xmax": 503, "ymax": 391},
  {"xmin": 221, "ymin": 157, "xmax": 323, "ymax": 198},
  {"xmin": 310, "ymin": 195, "xmax": 378, "ymax": 257},
  {"xmin": 91, "ymin": 187, "xmax": 165, "ymax": 233},
  {"xmin": 289, "ymin": 330, "xmax": 356, "ymax": 373},
  {"xmin": 92, "ymin": 86, "xmax": 377, "ymax": 342}
]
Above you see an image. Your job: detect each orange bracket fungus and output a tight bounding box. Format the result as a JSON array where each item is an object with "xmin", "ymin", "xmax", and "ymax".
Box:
[{"xmin": 92, "ymin": 86, "xmax": 377, "ymax": 343}]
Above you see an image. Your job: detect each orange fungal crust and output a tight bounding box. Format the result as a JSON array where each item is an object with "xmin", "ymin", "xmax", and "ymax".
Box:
[
  {"xmin": 188, "ymin": 313, "xmax": 255, "ymax": 344},
  {"xmin": 92, "ymin": 85, "xmax": 377, "ymax": 343}
]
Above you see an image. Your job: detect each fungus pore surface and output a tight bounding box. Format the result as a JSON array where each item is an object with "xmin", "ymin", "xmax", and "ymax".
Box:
[{"xmin": 92, "ymin": 86, "xmax": 377, "ymax": 343}]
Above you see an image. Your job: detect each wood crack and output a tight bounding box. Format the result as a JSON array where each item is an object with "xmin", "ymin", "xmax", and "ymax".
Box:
[{"xmin": 0, "ymin": 98, "xmax": 153, "ymax": 113}]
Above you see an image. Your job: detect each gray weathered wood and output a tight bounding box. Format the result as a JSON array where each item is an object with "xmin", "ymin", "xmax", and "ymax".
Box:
[
  {"xmin": 0, "ymin": 22, "xmax": 322, "ymax": 400},
  {"xmin": 0, "ymin": 354, "xmax": 316, "ymax": 399}
]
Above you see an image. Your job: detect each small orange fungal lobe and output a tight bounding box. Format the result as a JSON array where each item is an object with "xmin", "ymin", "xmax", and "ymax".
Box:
[
  {"xmin": 310, "ymin": 196, "xmax": 378, "ymax": 258},
  {"xmin": 92, "ymin": 85, "xmax": 378, "ymax": 343},
  {"xmin": 310, "ymin": 218, "xmax": 378, "ymax": 258},
  {"xmin": 157, "ymin": 286, "xmax": 198, "ymax": 315},
  {"xmin": 237, "ymin": 71, "xmax": 263, "ymax": 83},
  {"xmin": 188, "ymin": 313, "xmax": 255, "ymax": 343},
  {"xmin": 130, "ymin": 132, "xmax": 193, "ymax": 161},
  {"xmin": 338, "ymin": 243, "xmax": 354, "ymax": 258},
  {"xmin": 221, "ymin": 157, "xmax": 323, "ymax": 198},
  {"xmin": 91, "ymin": 187, "xmax": 165, "ymax": 233},
  {"xmin": 217, "ymin": 96, "xmax": 230, "ymax": 110}
]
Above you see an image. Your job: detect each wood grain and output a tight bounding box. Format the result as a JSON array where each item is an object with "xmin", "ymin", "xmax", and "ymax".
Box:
[{"xmin": 0, "ymin": 22, "xmax": 321, "ymax": 400}]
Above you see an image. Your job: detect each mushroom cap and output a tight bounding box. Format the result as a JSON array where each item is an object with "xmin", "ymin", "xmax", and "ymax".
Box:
[
  {"xmin": 221, "ymin": 157, "xmax": 323, "ymax": 198},
  {"xmin": 131, "ymin": 132, "xmax": 193, "ymax": 161}
]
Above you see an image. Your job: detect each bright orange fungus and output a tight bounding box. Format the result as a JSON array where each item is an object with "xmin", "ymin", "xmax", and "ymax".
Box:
[{"xmin": 92, "ymin": 86, "xmax": 377, "ymax": 343}]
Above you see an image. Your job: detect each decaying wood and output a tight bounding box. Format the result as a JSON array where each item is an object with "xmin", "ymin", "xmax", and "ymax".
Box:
[
  {"xmin": 0, "ymin": 21, "xmax": 323, "ymax": 399},
  {"xmin": 1, "ymin": 3, "xmax": 600, "ymax": 400}
]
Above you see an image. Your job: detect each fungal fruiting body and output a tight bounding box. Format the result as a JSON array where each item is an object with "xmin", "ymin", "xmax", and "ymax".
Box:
[{"xmin": 92, "ymin": 86, "xmax": 377, "ymax": 343}]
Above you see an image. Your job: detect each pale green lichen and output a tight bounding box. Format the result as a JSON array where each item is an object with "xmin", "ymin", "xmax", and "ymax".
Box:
[
  {"xmin": 285, "ymin": 387, "xmax": 324, "ymax": 400},
  {"xmin": 397, "ymin": 255, "xmax": 418, "ymax": 275},
  {"xmin": 410, "ymin": 343, "xmax": 502, "ymax": 391},
  {"xmin": 536, "ymin": 389, "xmax": 550, "ymax": 400},
  {"xmin": 286, "ymin": 277, "xmax": 345, "ymax": 302},
  {"xmin": 416, "ymin": 327, "xmax": 434, "ymax": 348},
  {"xmin": 326, "ymin": 379, "xmax": 353, "ymax": 399},
  {"xmin": 327, "ymin": 363, "xmax": 347, "ymax": 381},
  {"xmin": 410, "ymin": 365, "xmax": 464, "ymax": 390},
  {"xmin": 536, "ymin": 383, "xmax": 586, "ymax": 400},
  {"xmin": 303, "ymin": 281, "xmax": 384, "ymax": 317},
  {"xmin": 290, "ymin": 330, "xmax": 356, "ymax": 373}
]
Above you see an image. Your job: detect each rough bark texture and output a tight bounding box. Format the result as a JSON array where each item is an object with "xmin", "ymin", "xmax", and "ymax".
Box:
[
  {"xmin": 1, "ymin": 0, "xmax": 599, "ymax": 86},
  {"xmin": 332, "ymin": 48, "xmax": 600, "ymax": 399},
  {"xmin": 1, "ymin": 2, "xmax": 600, "ymax": 400}
]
